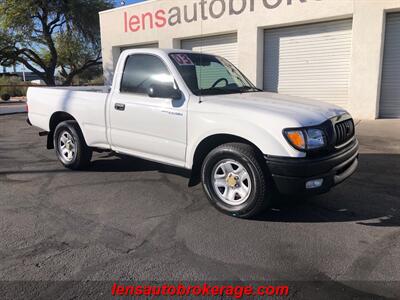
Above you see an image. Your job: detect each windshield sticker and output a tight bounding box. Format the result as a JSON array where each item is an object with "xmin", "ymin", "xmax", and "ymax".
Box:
[{"xmin": 171, "ymin": 54, "xmax": 194, "ymax": 66}]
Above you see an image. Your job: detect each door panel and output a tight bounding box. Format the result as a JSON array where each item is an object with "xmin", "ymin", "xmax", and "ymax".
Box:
[
  {"xmin": 108, "ymin": 54, "xmax": 187, "ymax": 166},
  {"xmin": 110, "ymin": 93, "xmax": 186, "ymax": 165}
]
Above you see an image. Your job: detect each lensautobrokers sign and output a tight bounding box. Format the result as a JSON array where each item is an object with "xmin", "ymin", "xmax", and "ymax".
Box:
[{"xmin": 124, "ymin": 0, "xmax": 322, "ymax": 33}]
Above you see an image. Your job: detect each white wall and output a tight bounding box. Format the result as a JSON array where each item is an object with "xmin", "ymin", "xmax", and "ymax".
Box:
[{"xmin": 100, "ymin": 0, "xmax": 400, "ymax": 119}]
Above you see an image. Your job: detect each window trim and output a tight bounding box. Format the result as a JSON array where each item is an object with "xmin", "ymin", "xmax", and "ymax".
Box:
[{"xmin": 119, "ymin": 53, "xmax": 177, "ymax": 96}]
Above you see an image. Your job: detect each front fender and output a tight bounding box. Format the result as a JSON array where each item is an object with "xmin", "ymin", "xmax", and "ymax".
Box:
[{"xmin": 185, "ymin": 116, "xmax": 303, "ymax": 169}]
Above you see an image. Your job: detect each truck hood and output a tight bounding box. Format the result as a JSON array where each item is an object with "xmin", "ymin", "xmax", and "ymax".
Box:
[{"xmin": 201, "ymin": 92, "xmax": 348, "ymax": 127}]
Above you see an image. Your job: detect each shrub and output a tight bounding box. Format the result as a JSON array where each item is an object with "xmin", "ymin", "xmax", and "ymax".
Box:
[
  {"xmin": 88, "ymin": 75, "xmax": 105, "ymax": 86},
  {"xmin": 0, "ymin": 76, "xmax": 28, "ymax": 99},
  {"xmin": 1, "ymin": 93, "xmax": 10, "ymax": 101}
]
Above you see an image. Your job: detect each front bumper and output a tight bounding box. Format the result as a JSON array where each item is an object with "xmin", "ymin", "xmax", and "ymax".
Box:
[{"xmin": 265, "ymin": 139, "xmax": 359, "ymax": 195}]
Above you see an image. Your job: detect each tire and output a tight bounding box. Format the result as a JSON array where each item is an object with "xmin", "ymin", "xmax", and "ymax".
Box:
[
  {"xmin": 54, "ymin": 120, "xmax": 92, "ymax": 170},
  {"xmin": 201, "ymin": 143, "xmax": 273, "ymax": 218}
]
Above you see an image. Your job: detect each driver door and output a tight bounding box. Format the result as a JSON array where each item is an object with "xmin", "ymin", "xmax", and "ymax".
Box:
[{"xmin": 108, "ymin": 54, "xmax": 187, "ymax": 167}]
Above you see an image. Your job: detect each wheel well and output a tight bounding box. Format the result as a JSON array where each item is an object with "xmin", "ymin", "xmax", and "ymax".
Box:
[
  {"xmin": 49, "ymin": 112, "xmax": 76, "ymax": 132},
  {"xmin": 189, "ymin": 134, "xmax": 264, "ymax": 186},
  {"xmin": 47, "ymin": 112, "xmax": 76, "ymax": 149}
]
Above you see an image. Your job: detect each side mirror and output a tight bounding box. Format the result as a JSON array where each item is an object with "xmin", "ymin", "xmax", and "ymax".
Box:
[{"xmin": 147, "ymin": 84, "xmax": 182, "ymax": 100}]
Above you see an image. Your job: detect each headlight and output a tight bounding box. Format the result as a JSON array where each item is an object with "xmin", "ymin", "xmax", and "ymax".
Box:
[
  {"xmin": 284, "ymin": 128, "xmax": 326, "ymax": 151},
  {"xmin": 306, "ymin": 128, "xmax": 326, "ymax": 150}
]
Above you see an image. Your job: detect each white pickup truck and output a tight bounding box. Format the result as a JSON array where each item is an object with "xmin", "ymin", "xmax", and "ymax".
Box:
[{"xmin": 27, "ymin": 49, "xmax": 359, "ymax": 218}]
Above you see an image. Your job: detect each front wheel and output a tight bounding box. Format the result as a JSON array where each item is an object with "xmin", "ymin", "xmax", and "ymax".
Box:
[
  {"xmin": 54, "ymin": 120, "xmax": 92, "ymax": 170},
  {"xmin": 201, "ymin": 143, "xmax": 273, "ymax": 218}
]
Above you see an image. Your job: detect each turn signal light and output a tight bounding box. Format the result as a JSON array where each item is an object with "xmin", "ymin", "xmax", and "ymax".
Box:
[{"xmin": 285, "ymin": 130, "xmax": 305, "ymax": 150}]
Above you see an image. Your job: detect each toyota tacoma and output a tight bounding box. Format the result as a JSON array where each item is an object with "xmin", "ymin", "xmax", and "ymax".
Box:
[{"xmin": 27, "ymin": 49, "xmax": 359, "ymax": 218}]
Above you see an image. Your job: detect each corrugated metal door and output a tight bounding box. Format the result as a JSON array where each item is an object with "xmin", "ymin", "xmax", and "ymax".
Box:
[
  {"xmin": 264, "ymin": 20, "xmax": 353, "ymax": 108},
  {"xmin": 380, "ymin": 13, "xmax": 400, "ymax": 118},
  {"xmin": 120, "ymin": 43, "xmax": 159, "ymax": 53},
  {"xmin": 181, "ymin": 34, "xmax": 238, "ymax": 66}
]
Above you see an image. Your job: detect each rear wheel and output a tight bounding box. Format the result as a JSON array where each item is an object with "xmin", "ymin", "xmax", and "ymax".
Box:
[
  {"xmin": 54, "ymin": 121, "xmax": 92, "ymax": 170},
  {"xmin": 201, "ymin": 143, "xmax": 273, "ymax": 218}
]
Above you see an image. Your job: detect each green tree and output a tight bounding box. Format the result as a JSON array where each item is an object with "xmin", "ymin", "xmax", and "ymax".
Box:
[{"xmin": 0, "ymin": 0, "xmax": 113, "ymax": 86}]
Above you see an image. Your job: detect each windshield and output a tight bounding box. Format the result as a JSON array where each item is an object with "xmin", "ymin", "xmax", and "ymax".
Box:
[{"xmin": 169, "ymin": 53, "xmax": 260, "ymax": 96}]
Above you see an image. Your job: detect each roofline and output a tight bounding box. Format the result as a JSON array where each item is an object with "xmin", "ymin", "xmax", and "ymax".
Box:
[
  {"xmin": 118, "ymin": 48, "xmax": 223, "ymax": 58},
  {"xmin": 120, "ymin": 48, "xmax": 201, "ymax": 55},
  {"xmin": 99, "ymin": 0, "xmax": 159, "ymax": 15}
]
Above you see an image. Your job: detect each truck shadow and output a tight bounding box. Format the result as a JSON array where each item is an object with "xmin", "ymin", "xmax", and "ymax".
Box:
[
  {"xmin": 255, "ymin": 199, "xmax": 400, "ymax": 227},
  {"xmin": 87, "ymin": 152, "xmax": 400, "ymax": 228},
  {"xmin": 88, "ymin": 153, "xmax": 191, "ymax": 178},
  {"xmin": 1, "ymin": 150, "xmax": 398, "ymax": 227},
  {"xmin": 255, "ymin": 153, "xmax": 400, "ymax": 228}
]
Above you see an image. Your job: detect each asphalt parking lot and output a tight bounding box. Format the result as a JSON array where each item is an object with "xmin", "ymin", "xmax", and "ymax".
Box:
[{"xmin": 0, "ymin": 114, "xmax": 399, "ymax": 299}]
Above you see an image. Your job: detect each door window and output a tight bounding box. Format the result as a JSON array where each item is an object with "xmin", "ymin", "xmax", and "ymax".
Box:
[{"xmin": 120, "ymin": 54, "xmax": 174, "ymax": 94}]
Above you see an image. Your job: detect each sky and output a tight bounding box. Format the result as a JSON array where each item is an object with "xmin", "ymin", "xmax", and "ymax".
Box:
[{"xmin": 114, "ymin": 0, "xmax": 146, "ymax": 7}]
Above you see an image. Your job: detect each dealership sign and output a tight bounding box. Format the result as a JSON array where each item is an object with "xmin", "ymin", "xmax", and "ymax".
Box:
[{"xmin": 124, "ymin": 0, "xmax": 321, "ymax": 33}]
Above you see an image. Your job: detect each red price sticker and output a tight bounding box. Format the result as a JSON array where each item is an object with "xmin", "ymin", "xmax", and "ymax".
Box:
[{"xmin": 171, "ymin": 54, "xmax": 194, "ymax": 66}]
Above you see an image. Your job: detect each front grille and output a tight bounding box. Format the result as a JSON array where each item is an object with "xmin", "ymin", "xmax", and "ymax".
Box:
[{"xmin": 335, "ymin": 119, "xmax": 355, "ymax": 146}]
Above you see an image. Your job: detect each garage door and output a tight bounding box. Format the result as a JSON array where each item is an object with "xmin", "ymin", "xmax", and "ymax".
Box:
[
  {"xmin": 181, "ymin": 34, "xmax": 238, "ymax": 66},
  {"xmin": 264, "ymin": 20, "xmax": 353, "ymax": 108},
  {"xmin": 120, "ymin": 43, "xmax": 159, "ymax": 53},
  {"xmin": 380, "ymin": 13, "xmax": 400, "ymax": 118}
]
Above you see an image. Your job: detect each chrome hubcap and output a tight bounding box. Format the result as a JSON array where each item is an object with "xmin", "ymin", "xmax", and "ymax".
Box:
[
  {"xmin": 212, "ymin": 159, "xmax": 252, "ymax": 206},
  {"xmin": 59, "ymin": 131, "xmax": 76, "ymax": 162}
]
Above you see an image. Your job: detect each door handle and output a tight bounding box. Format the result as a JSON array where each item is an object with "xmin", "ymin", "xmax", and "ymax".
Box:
[{"xmin": 114, "ymin": 103, "xmax": 125, "ymax": 111}]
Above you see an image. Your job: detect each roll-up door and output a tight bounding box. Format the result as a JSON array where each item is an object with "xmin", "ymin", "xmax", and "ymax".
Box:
[
  {"xmin": 380, "ymin": 13, "xmax": 400, "ymax": 118},
  {"xmin": 264, "ymin": 20, "xmax": 353, "ymax": 108},
  {"xmin": 181, "ymin": 34, "xmax": 238, "ymax": 66}
]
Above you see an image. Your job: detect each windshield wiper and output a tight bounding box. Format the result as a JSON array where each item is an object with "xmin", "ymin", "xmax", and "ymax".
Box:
[
  {"xmin": 196, "ymin": 87, "xmax": 236, "ymax": 95},
  {"xmin": 237, "ymin": 86, "xmax": 263, "ymax": 92},
  {"xmin": 196, "ymin": 86, "xmax": 262, "ymax": 96}
]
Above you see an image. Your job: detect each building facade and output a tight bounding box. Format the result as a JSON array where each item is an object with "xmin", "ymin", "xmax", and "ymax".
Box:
[{"xmin": 99, "ymin": 0, "xmax": 400, "ymax": 119}]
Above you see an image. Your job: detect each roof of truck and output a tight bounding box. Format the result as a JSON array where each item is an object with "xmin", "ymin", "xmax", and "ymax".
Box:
[{"xmin": 121, "ymin": 48, "xmax": 199, "ymax": 54}]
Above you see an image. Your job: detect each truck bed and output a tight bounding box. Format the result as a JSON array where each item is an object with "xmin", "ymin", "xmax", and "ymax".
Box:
[{"xmin": 27, "ymin": 86, "xmax": 110, "ymax": 149}]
